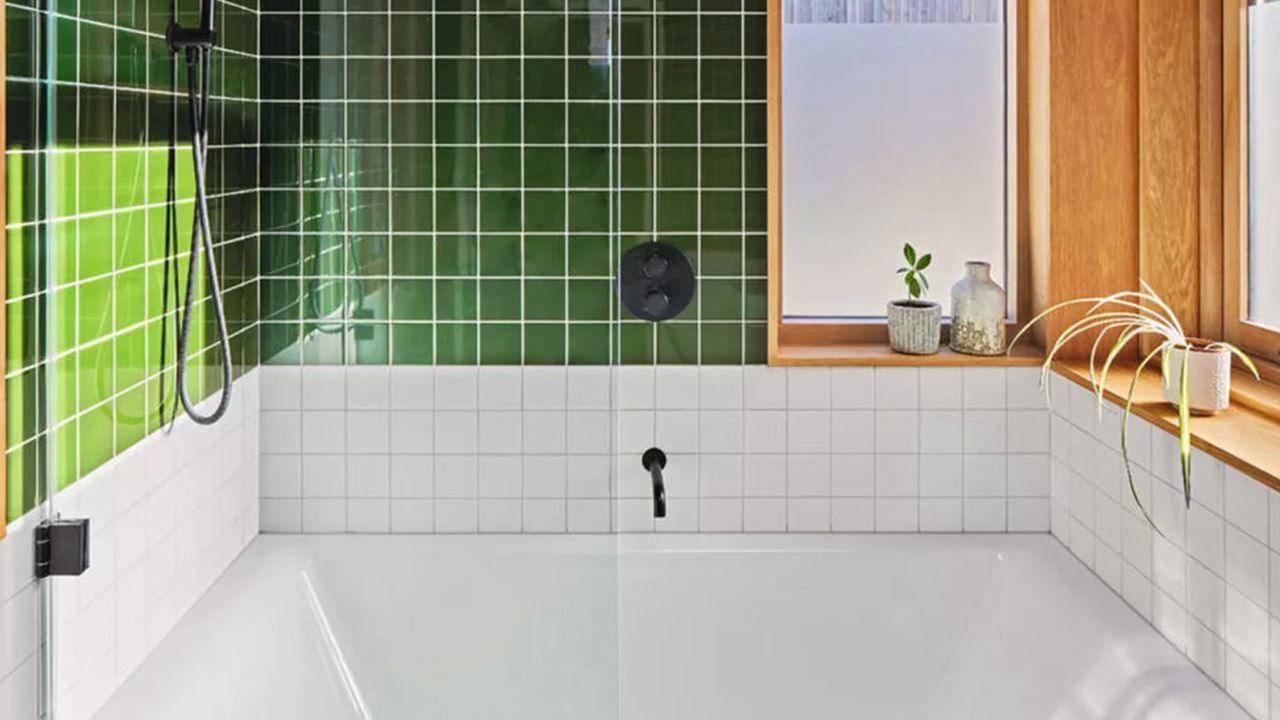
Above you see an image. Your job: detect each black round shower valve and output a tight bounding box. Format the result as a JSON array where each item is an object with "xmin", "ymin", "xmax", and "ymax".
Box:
[{"xmin": 620, "ymin": 242, "xmax": 694, "ymax": 322}]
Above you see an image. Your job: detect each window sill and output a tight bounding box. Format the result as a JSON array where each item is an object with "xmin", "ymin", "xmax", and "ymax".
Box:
[
  {"xmin": 1053, "ymin": 360, "xmax": 1280, "ymax": 493},
  {"xmin": 770, "ymin": 341, "xmax": 1044, "ymax": 366}
]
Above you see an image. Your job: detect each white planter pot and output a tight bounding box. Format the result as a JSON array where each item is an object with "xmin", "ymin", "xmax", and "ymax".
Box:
[
  {"xmin": 887, "ymin": 300, "xmax": 941, "ymax": 355},
  {"xmin": 1162, "ymin": 344, "xmax": 1231, "ymax": 415}
]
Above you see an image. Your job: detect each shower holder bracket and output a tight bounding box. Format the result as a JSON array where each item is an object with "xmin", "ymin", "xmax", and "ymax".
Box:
[{"xmin": 34, "ymin": 518, "xmax": 91, "ymax": 579}]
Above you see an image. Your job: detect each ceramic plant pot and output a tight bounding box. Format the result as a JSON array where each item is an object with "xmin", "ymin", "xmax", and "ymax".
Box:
[
  {"xmin": 1162, "ymin": 342, "xmax": 1231, "ymax": 415},
  {"xmin": 887, "ymin": 300, "xmax": 941, "ymax": 355},
  {"xmin": 950, "ymin": 261, "xmax": 1007, "ymax": 356}
]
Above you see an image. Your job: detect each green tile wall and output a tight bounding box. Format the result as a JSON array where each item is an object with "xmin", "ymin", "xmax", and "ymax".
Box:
[
  {"xmin": 4, "ymin": 0, "xmax": 261, "ymax": 521},
  {"xmin": 258, "ymin": 0, "xmax": 768, "ymax": 367}
]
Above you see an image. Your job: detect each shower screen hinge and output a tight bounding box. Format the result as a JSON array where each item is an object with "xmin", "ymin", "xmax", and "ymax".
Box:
[{"xmin": 34, "ymin": 518, "xmax": 91, "ymax": 579}]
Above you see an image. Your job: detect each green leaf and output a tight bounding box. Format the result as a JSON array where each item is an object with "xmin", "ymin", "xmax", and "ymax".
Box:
[
  {"xmin": 920, "ymin": 275, "xmax": 930, "ymax": 291},
  {"xmin": 1179, "ymin": 350, "xmax": 1193, "ymax": 509},
  {"xmin": 903, "ymin": 243, "xmax": 917, "ymax": 265},
  {"xmin": 896, "ymin": 267, "xmax": 910, "ymax": 275},
  {"xmin": 907, "ymin": 277, "xmax": 921, "ymax": 299},
  {"xmin": 917, "ymin": 253, "xmax": 932, "ymax": 270}
]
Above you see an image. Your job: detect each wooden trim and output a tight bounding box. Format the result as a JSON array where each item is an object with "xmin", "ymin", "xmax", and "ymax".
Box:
[
  {"xmin": 1, "ymin": 2, "xmax": 8, "ymax": 542},
  {"xmin": 1056, "ymin": 360, "xmax": 1280, "ymax": 494},
  {"xmin": 776, "ymin": 341, "xmax": 1043, "ymax": 367},
  {"xmin": 768, "ymin": 1, "xmax": 1029, "ymax": 364},
  {"xmin": 1223, "ymin": 0, "xmax": 1280, "ymax": 365},
  {"xmin": 1199, "ymin": 0, "xmax": 1225, "ymax": 340}
]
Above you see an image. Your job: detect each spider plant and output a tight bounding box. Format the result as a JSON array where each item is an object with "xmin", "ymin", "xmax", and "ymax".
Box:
[{"xmin": 1009, "ymin": 281, "xmax": 1258, "ymax": 526}]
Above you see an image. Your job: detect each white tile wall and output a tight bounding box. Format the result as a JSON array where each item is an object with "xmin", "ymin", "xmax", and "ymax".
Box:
[
  {"xmin": 1046, "ymin": 373, "xmax": 1279, "ymax": 719},
  {"xmin": 261, "ymin": 366, "xmax": 1052, "ymax": 535},
  {"xmin": 0, "ymin": 371, "xmax": 261, "ymax": 720}
]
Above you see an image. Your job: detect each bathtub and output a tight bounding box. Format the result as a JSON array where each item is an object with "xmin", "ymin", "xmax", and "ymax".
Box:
[{"xmin": 91, "ymin": 534, "xmax": 1247, "ymax": 720}]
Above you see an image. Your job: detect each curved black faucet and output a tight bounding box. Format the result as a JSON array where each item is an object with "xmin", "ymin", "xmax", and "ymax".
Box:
[{"xmin": 642, "ymin": 448, "xmax": 667, "ymax": 518}]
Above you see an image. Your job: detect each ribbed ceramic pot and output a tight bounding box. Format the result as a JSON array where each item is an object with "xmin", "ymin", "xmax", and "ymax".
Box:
[
  {"xmin": 887, "ymin": 300, "xmax": 941, "ymax": 355},
  {"xmin": 950, "ymin": 261, "xmax": 1006, "ymax": 356},
  {"xmin": 1162, "ymin": 343, "xmax": 1231, "ymax": 415}
]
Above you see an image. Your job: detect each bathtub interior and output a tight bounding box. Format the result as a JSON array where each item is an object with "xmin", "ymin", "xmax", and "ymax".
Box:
[{"xmin": 88, "ymin": 535, "xmax": 1248, "ymax": 720}]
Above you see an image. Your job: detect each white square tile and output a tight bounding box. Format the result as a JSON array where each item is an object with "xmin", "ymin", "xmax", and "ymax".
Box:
[
  {"xmin": 656, "ymin": 499, "xmax": 698, "ymax": 532},
  {"xmin": 617, "ymin": 498, "xmax": 655, "ymax": 532},
  {"xmin": 874, "ymin": 368, "xmax": 919, "ymax": 409},
  {"xmin": 1225, "ymin": 647, "xmax": 1270, "ymax": 719},
  {"xmin": 478, "ymin": 456, "xmax": 523, "ymax": 498},
  {"xmin": 700, "ymin": 455, "xmax": 745, "ymax": 497},
  {"xmin": 1006, "ymin": 367, "xmax": 1047, "ymax": 409},
  {"xmin": 302, "ymin": 455, "xmax": 345, "ymax": 498},
  {"xmin": 390, "ymin": 367, "xmax": 434, "ymax": 410},
  {"xmin": 435, "ymin": 367, "xmax": 479, "ymax": 410},
  {"xmin": 478, "ymin": 499, "xmax": 522, "ymax": 532},
  {"xmin": 1186, "ymin": 502, "xmax": 1226, "ymax": 576},
  {"xmin": 567, "ymin": 456, "xmax": 611, "ymax": 498},
  {"xmin": 261, "ymin": 411, "xmax": 302, "ymax": 454},
  {"xmin": 568, "ymin": 367, "xmax": 612, "ymax": 410},
  {"xmin": 1226, "ymin": 586, "xmax": 1270, "ymax": 671},
  {"xmin": 743, "ymin": 367, "xmax": 786, "ymax": 409},
  {"xmin": 302, "ymin": 498, "xmax": 346, "ymax": 533},
  {"xmin": 875, "ymin": 498, "xmax": 918, "ymax": 531},
  {"xmin": 346, "ymin": 367, "xmax": 391, "ymax": 410},
  {"xmin": 787, "ymin": 411, "xmax": 831, "ymax": 453},
  {"xmin": 435, "ymin": 499, "xmax": 478, "ymax": 533},
  {"xmin": 832, "ymin": 498, "xmax": 875, "ymax": 531},
  {"xmin": 963, "ymin": 454, "xmax": 1007, "ymax": 497},
  {"xmin": 744, "ymin": 498, "xmax": 786, "ymax": 531},
  {"xmin": 524, "ymin": 456, "xmax": 567, "ymax": 498},
  {"xmin": 346, "ymin": 411, "xmax": 390, "ymax": 453},
  {"xmin": 699, "ymin": 367, "xmax": 744, "ymax": 409},
  {"xmin": 390, "ymin": 455, "xmax": 434, "ymax": 498},
  {"xmin": 260, "ymin": 455, "xmax": 302, "ymax": 498},
  {"xmin": 700, "ymin": 498, "xmax": 744, "ymax": 532},
  {"xmin": 830, "ymin": 368, "xmax": 875, "ymax": 408},
  {"xmin": 302, "ymin": 367, "xmax": 346, "ymax": 410},
  {"xmin": 1124, "ymin": 512, "xmax": 1155, "ymax": 578},
  {"xmin": 831, "ymin": 454, "xmax": 875, "ymax": 497},
  {"xmin": 1006, "ymin": 410, "xmax": 1050, "ymax": 453},
  {"xmin": 1186, "ymin": 558, "xmax": 1226, "ymax": 636},
  {"xmin": 478, "ymin": 367, "xmax": 523, "ymax": 410},
  {"xmin": 875, "ymin": 411, "xmax": 918, "ymax": 454},
  {"xmin": 261, "ymin": 367, "xmax": 302, "ymax": 410},
  {"xmin": 963, "ymin": 410, "xmax": 1006, "ymax": 453},
  {"xmin": 919, "ymin": 368, "xmax": 963, "ymax": 409},
  {"xmin": 523, "ymin": 367, "xmax": 567, "ymax": 410},
  {"xmin": 390, "ymin": 499, "xmax": 434, "ymax": 533},
  {"xmin": 347, "ymin": 499, "xmax": 390, "ymax": 533},
  {"xmin": 962, "ymin": 367, "xmax": 1006, "ymax": 409},
  {"xmin": 964, "ymin": 498, "xmax": 1007, "ymax": 532},
  {"xmin": 787, "ymin": 368, "xmax": 831, "ymax": 409},
  {"xmin": 260, "ymin": 499, "xmax": 301, "ymax": 533},
  {"xmin": 478, "ymin": 411, "xmax": 523, "ymax": 454},
  {"xmin": 787, "ymin": 455, "xmax": 831, "ymax": 497},
  {"xmin": 1008, "ymin": 498, "xmax": 1050, "ymax": 531},
  {"xmin": 568, "ymin": 499, "xmax": 611, "ymax": 533},
  {"xmin": 744, "ymin": 411, "xmax": 787, "ymax": 453},
  {"xmin": 1227, "ymin": 525, "xmax": 1270, "ymax": 609},
  {"xmin": 435, "ymin": 412, "xmax": 479, "ymax": 454},
  {"xmin": 875, "ymin": 454, "xmax": 919, "ymax": 497},
  {"xmin": 830, "ymin": 410, "xmax": 874, "ymax": 453},
  {"xmin": 346, "ymin": 455, "xmax": 390, "ymax": 498},
  {"xmin": 617, "ymin": 367, "xmax": 655, "ymax": 409},
  {"xmin": 567, "ymin": 411, "xmax": 612, "ymax": 454},
  {"xmin": 656, "ymin": 367, "xmax": 700, "ymax": 409},
  {"xmin": 920, "ymin": 455, "xmax": 963, "ymax": 497},
  {"xmin": 617, "ymin": 410, "xmax": 655, "ymax": 454},
  {"xmin": 787, "ymin": 498, "xmax": 830, "ymax": 531},
  {"xmin": 744, "ymin": 455, "xmax": 787, "ymax": 497},
  {"xmin": 1226, "ymin": 467, "xmax": 1270, "ymax": 543},
  {"xmin": 524, "ymin": 500, "xmax": 567, "ymax": 533},
  {"xmin": 699, "ymin": 411, "xmax": 743, "ymax": 453},
  {"xmin": 920, "ymin": 498, "xmax": 962, "ymax": 532},
  {"xmin": 524, "ymin": 411, "xmax": 567, "ymax": 454},
  {"xmin": 656, "ymin": 410, "xmax": 699, "ymax": 453},
  {"xmin": 1007, "ymin": 454, "xmax": 1050, "ymax": 497},
  {"xmin": 390, "ymin": 411, "xmax": 435, "ymax": 454},
  {"xmin": 919, "ymin": 411, "xmax": 962, "ymax": 454},
  {"xmin": 434, "ymin": 456, "xmax": 479, "ymax": 498}
]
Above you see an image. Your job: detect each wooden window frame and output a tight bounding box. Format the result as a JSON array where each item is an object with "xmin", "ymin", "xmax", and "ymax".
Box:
[
  {"xmin": 767, "ymin": 0, "xmax": 1032, "ymax": 364},
  {"xmin": 1223, "ymin": 0, "xmax": 1280, "ymax": 380}
]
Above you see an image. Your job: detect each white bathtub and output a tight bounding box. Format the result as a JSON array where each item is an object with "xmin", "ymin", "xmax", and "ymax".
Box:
[{"xmin": 91, "ymin": 535, "xmax": 1247, "ymax": 720}]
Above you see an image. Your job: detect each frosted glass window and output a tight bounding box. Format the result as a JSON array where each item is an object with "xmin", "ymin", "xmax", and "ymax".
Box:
[
  {"xmin": 781, "ymin": 1, "xmax": 1009, "ymax": 319},
  {"xmin": 1248, "ymin": 0, "xmax": 1280, "ymax": 331}
]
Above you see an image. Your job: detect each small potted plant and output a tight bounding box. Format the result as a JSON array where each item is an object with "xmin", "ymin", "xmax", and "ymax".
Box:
[
  {"xmin": 1010, "ymin": 281, "xmax": 1258, "ymax": 525},
  {"xmin": 887, "ymin": 243, "xmax": 940, "ymax": 355}
]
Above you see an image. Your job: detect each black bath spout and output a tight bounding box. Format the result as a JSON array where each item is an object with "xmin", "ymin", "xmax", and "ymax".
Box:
[{"xmin": 642, "ymin": 448, "xmax": 667, "ymax": 519}]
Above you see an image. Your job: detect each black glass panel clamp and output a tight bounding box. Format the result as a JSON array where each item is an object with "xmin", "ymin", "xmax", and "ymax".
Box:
[{"xmin": 643, "ymin": 448, "xmax": 667, "ymax": 519}]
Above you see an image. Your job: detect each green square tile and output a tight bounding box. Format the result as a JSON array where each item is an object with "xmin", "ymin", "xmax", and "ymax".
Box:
[
  {"xmin": 656, "ymin": 191, "xmax": 697, "ymax": 231},
  {"xmin": 525, "ymin": 192, "xmax": 567, "ymax": 231},
  {"xmin": 479, "ymin": 14, "xmax": 521, "ymax": 55},
  {"xmin": 701, "ymin": 104, "xmax": 742, "ymax": 144},
  {"xmin": 78, "ymin": 277, "xmax": 114, "ymax": 344},
  {"xmin": 744, "ymin": 323, "xmax": 768, "ymax": 363},
  {"xmin": 480, "ymin": 191, "xmax": 522, "ymax": 231},
  {"xmin": 703, "ymin": 59, "xmax": 744, "ymax": 100},
  {"xmin": 658, "ymin": 59, "xmax": 698, "ymax": 100},
  {"xmin": 115, "ymin": 268, "xmax": 146, "ymax": 332},
  {"xmin": 701, "ymin": 14, "xmax": 742, "ymax": 56},
  {"xmin": 479, "ymin": 59, "xmax": 521, "ymax": 99},
  {"xmin": 115, "ymin": 384, "xmax": 148, "ymax": 454},
  {"xmin": 620, "ymin": 147, "xmax": 653, "ymax": 189},
  {"xmin": 701, "ymin": 191, "xmax": 743, "ymax": 231},
  {"xmin": 523, "ymin": 324, "xmax": 565, "ymax": 365},
  {"xmin": 659, "ymin": 147, "xmax": 698, "ymax": 188},
  {"xmin": 568, "ymin": 62, "xmax": 610, "ymax": 101},
  {"xmin": 568, "ymin": 323, "xmax": 611, "ymax": 364},
  {"xmin": 620, "ymin": 59, "xmax": 653, "ymax": 100},
  {"xmin": 479, "ymin": 279, "xmax": 521, "ymax": 320},
  {"xmin": 568, "ymin": 146, "xmax": 608, "ymax": 188},
  {"xmin": 479, "ymin": 102, "xmax": 522, "ymax": 143},
  {"xmin": 479, "ymin": 147, "xmax": 522, "ymax": 188},
  {"xmin": 568, "ymin": 279, "xmax": 610, "ymax": 321},
  {"xmin": 437, "ymin": 279, "xmax": 478, "ymax": 320},
  {"xmin": 436, "ymin": 59, "xmax": 478, "ymax": 100},
  {"xmin": 745, "ymin": 278, "xmax": 768, "ymax": 320},
  {"xmin": 702, "ymin": 147, "xmax": 743, "ymax": 188},
  {"xmin": 392, "ymin": 17, "xmax": 433, "ymax": 55},
  {"xmin": 78, "ymin": 339, "xmax": 115, "ymax": 412},
  {"xmin": 700, "ymin": 324, "xmax": 743, "ymax": 364},
  {"xmin": 347, "ymin": 13, "xmax": 389, "ymax": 54},
  {"xmin": 350, "ymin": 324, "xmax": 391, "ymax": 365},
  {"xmin": 701, "ymin": 278, "xmax": 742, "ymax": 320},
  {"xmin": 619, "ymin": 14, "xmax": 654, "ymax": 55},
  {"xmin": 525, "ymin": 14, "xmax": 566, "ymax": 55},
  {"xmin": 745, "ymin": 190, "xmax": 768, "ymax": 232},
  {"xmin": 744, "ymin": 235, "xmax": 767, "ymax": 276},
  {"xmin": 567, "ymin": 191, "xmax": 610, "ymax": 232},
  {"xmin": 392, "ymin": 279, "xmax": 434, "ymax": 321},
  {"xmin": 436, "ymin": 192, "xmax": 478, "ymax": 232},
  {"xmin": 479, "ymin": 323, "xmax": 522, "ymax": 364},
  {"xmin": 391, "ymin": 62, "xmax": 434, "ymax": 101},
  {"xmin": 437, "ymin": 102, "xmax": 478, "ymax": 143},
  {"xmin": 436, "ymin": 323, "xmax": 478, "ymax": 364},
  {"xmin": 525, "ymin": 102, "xmax": 566, "ymax": 142},
  {"xmin": 567, "ymin": 103, "xmax": 610, "ymax": 144},
  {"xmin": 480, "ymin": 235, "xmax": 522, "ymax": 276},
  {"xmin": 620, "ymin": 104, "xmax": 654, "ymax": 144},
  {"xmin": 657, "ymin": 323, "xmax": 698, "ymax": 364},
  {"xmin": 392, "ymin": 323, "xmax": 435, "ymax": 364},
  {"xmin": 347, "ymin": 58, "xmax": 389, "ymax": 99},
  {"xmin": 525, "ymin": 148, "xmax": 567, "ymax": 188},
  {"xmin": 524, "ymin": 60, "xmax": 566, "ymax": 99},
  {"xmin": 51, "ymin": 420, "xmax": 77, "ymax": 491},
  {"xmin": 524, "ymin": 279, "xmax": 566, "ymax": 320},
  {"xmin": 524, "ymin": 236, "xmax": 565, "ymax": 276},
  {"xmin": 619, "ymin": 322, "xmax": 654, "ymax": 364},
  {"xmin": 618, "ymin": 191, "xmax": 654, "ymax": 232},
  {"xmin": 437, "ymin": 146, "xmax": 478, "ymax": 187},
  {"xmin": 568, "ymin": 236, "xmax": 610, "ymax": 276},
  {"xmin": 435, "ymin": 13, "xmax": 476, "ymax": 55},
  {"xmin": 437, "ymin": 235, "xmax": 478, "ymax": 276}
]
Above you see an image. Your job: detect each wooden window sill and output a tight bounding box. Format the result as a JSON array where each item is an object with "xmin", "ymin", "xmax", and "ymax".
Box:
[
  {"xmin": 770, "ymin": 341, "xmax": 1044, "ymax": 367},
  {"xmin": 1053, "ymin": 360, "xmax": 1280, "ymax": 493}
]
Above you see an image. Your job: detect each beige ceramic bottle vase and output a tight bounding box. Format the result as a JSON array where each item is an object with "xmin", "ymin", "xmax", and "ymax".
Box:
[{"xmin": 950, "ymin": 261, "xmax": 1006, "ymax": 355}]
